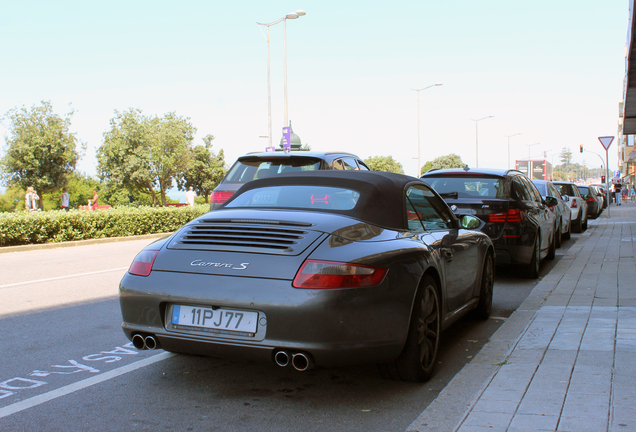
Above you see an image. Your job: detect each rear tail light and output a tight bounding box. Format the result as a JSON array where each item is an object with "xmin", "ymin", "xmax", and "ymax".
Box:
[
  {"xmin": 210, "ymin": 191, "xmax": 234, "ymax": 204},
  {"xmin": 586, "ymin": 197, "xmax": 595, "ymax": 202},
  {"xmin": 293, "ymin": 260, "xmax": 388, "ymax": 289},
  {"xmin": 570, "ymin": 200, "xmax": 578, "ymax": 209},
  {"xmin": 129, "ymin": 250, "xmax": 159, "ymax": 277},
  {"xmin": 487, "ymin": 208, "xmax": 523, "ymax": 223}
]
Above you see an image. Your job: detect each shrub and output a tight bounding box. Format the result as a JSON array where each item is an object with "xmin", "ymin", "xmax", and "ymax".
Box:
[{"xmin": 0, "ymin": 205, "xmax": 208, "ymax": 247}]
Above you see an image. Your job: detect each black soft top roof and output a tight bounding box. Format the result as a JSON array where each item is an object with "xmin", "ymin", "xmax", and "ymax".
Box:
[{"xmin": 222, "ymin": 170, "xmax": 424, "ymax": 230}]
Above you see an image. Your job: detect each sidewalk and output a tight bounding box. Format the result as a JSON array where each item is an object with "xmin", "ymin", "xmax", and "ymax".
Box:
[{"xmin": 408, "ymin": 203, "xmax": 636, "ymax": 432}]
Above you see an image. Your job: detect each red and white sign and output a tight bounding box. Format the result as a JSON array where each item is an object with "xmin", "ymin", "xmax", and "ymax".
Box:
[{"xmin": 598, "ymin": 136, "xmax": 614, "ymax": 150}]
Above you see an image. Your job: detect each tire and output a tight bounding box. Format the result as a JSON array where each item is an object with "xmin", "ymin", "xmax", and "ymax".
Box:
[
  {"xmin": 582, "ymin": 216, "xmax": 588, "ymax": 231},
  {"xmin": 474, "ymin": 253, "xmax": 494, "ymax": 320},
  {"xmin": 563, "ymin": 220, "xmax": 571, "ymax": 240},
  {"xmin": 546, "ymin": 226, "xmax": 556, "ymax": 261},
  {"xmin": 522, "ymin": 237, "xmax": 540, "ymax": 279},
  {"xmin": 572, "ymin": 212, "xmax": 582, "ymax": 233},
  {"xmin": 379, "ymin": 275, "xmax": 441, "ymax": 382},
  {"xmin": 555, "ymin": 220, "xmax": 562, "ymax": 248}
]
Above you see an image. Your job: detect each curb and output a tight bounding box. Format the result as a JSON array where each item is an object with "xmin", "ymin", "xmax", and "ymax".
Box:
[{"xmin": 0, "ymin": 232, "xmax": 172, "ymax": 254}]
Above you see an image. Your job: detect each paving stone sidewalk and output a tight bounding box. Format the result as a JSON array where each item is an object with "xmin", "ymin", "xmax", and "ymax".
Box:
[{"xmin": 408, "ymin": 203, "xmax": 636, "ymax": 432}]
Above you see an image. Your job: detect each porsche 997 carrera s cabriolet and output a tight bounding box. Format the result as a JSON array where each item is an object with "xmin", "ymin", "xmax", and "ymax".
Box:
[{"xmin": 119, "ymin": 170, "xmax": 494, "ymax": 382}]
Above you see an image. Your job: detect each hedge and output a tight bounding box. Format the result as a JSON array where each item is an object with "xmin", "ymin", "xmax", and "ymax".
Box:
[{"xmin": 0, "ymin": 205, "xmax": 209, "ymax": 247}]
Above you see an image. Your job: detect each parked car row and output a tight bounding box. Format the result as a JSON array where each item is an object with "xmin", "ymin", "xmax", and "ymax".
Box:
[{"xmin": 118, "ymin": 150, "xmax": 600, "ymax": 383}]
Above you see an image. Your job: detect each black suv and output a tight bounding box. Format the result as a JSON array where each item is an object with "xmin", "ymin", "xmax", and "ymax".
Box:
[
  {"xmin": 210, "ymin": 151, "xmax": 370, "ymax": 210},
  {"xmin": 421, "ymin": 168, "xmax": 557, "ymax": 278}
]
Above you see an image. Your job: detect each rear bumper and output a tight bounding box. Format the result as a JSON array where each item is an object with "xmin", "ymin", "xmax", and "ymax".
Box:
[{"xmin": 119, "ymin": 270, "xmax": 413, "ymax": 367}]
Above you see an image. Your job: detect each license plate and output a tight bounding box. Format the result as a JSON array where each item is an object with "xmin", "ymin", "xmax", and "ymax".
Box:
[{"xmin": 171, "ymin": 305, "xmax": 258, "ymax": 335}]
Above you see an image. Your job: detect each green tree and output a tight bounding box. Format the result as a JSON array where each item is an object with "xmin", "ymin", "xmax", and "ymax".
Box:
[
  {"xmin": 0, "ymin": 101, "xmax": 84, "ymax": 209},
  {"xmin": 559, "ymin": 147, "xmax": 573, "ymax": 166},
  {"xmin": 177, "ymin": 134, "xmax": 227, "ymax": 202},
  {"xmin": 0, "ymin": 186, "xmax": 25, "ymax": 212},
  {"xmin": 364, "ymin": 155, "xmax": 404, "ymax": 174},
  {"xmin": 421, "ymin": 153, "xmax": 465, "ymax": 175},
  {"xmin": 98, "ymin": 109, "xmax": 196, "ymax": 206}
]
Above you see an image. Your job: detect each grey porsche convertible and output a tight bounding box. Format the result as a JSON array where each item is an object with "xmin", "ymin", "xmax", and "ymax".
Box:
[{"xmin": 119, "ymin": 170, "xmax": 494, "ymax": 382}]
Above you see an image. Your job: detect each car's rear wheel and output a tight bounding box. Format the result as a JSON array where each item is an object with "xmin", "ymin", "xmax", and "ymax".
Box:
[
  {"xmin": 555, "ymin": 220, "xmax": 562, "ymax": 248},
  {"xmin": 379, "ymin": 275, "xmax": 440, "ymax": 382},
  {"xmin": 546, "ymin": 226, "xmax": 557, "ymax": 260},
  {"xmin": 572, "ymin": 212, "xmax": 582, "ymax": 233},
  {"xmin": 582, "ymin": 215, "xmax": 588, "ymax": 231},
  {"xmin": 522, "ymin": 237, "xmax": 540, "ymax": 279},
  {"xmin": 563, "ymin": 219, "xmax": 572, "ymax": 240},
  {"xmin": 474, "ymin": 253, "xmax": 494, "ymax": 320}
]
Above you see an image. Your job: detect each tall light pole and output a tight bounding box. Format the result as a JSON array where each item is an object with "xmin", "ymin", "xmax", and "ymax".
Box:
[
  {"xmin": 527, "ymin": 142, "xmax": 540, "ymax": 160},
  {"xmin": 505, "ymin": 133, "xmax": 522, "ymax": 169},
  {"xmin": 412, "ymin": 83, "xmax": 442, "ymax": 176},
  {"xmin": 257, "ymin": 10, "xmax": 306, "ymax": 149},
  {"xmin": 472, "ymin": 116, "xmax": 494, "ymax": 168}
]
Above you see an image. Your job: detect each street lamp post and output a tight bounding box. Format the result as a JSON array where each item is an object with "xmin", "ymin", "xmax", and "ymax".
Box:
[
  {"xmin": 472, "ymin": 116, "xmax": 494, "ymax": 168},
  {"xmin": 505, "ymin": 133, "xmax": 522, "ymax": 169},
  {"xmin": 527, "ymin": 142, "xmax": 540, "ymax": 160},
  {"xmin": 257, "ymin": 10, "xmax": 306, "ymax": 149},
  {"xmin": 412, "ymin": 83, "xmax": 442, "ymax": 177}
]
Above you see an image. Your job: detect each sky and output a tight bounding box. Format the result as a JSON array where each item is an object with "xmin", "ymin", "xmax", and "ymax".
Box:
[{"xmin": 0, "ymin": 0, "xmax": 630, "ymax": 197}]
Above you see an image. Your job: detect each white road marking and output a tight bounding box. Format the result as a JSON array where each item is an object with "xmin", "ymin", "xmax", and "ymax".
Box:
[
  {"xmin": 0, "ymin": 351, "xmax": 174, "ymax": 419},
  {"xmin": 0, "ymin": 267, "xmax": 129, "ymax": 289}
]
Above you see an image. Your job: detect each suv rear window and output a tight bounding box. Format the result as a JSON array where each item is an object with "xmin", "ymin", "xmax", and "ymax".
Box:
[
  {"xmin": 423, "ymin": 176, "xmax": 507, "ymax": 199},
  {"xmin": 225, "ymin": 157, "xmax": 322, "ymax": 183}
]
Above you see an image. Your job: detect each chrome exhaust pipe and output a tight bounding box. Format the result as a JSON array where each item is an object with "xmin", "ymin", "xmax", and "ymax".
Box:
[
  {"xmin": 291, "ymin": 352, "xmax": 314, "ymax": 371},
  {"xmin": 144, "ymin": 335, "xmax": 160, "ymax": 350},
  {"xmin": 274, "ymin": 350, "xmax": 290, "ymax": 367},
  {"xmin": 132, "ymin": 334, "xmax": 146, "ymax": 350}
]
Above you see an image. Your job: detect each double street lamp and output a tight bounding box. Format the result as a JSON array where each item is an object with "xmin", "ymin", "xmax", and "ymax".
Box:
[
  {"xmin": 257, "ymin": 10, "xmax": 306, "ymax": 149},
  {"xmin": 412, "ymin": 83, "xmax": 442, "ymax": 176},
  {"xmin": 472, "ymin": 116, "xmax": 494, "ymax": 168}
]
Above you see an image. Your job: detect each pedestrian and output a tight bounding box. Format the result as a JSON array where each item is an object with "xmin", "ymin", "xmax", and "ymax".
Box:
[
  {"xmin": 32, "ymin": 189, "xmax": 40, "ymax": 211},
  {"xmin": 89, "ymin": 190, "xmax": 99, "ymax": 210},
  {"xmin": 185, "ymin": 186, "xmax": 196, "ymax": 206},
  {"xmin": 631, "ymin": 185, "xmax": 635, "ymax": 203},
  {"xmin": 52, "ymin": 187, "xmax": 70, "ymax": 211},
  {"xmin": 24, "ymin": 186, "xmax": 36, "ymax": 211},
  {"xmin": 614, "ymin": 181, "xmax": 622, "ymax": 206}
]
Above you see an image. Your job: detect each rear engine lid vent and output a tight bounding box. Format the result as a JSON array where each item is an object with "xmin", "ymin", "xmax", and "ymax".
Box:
[{"xmin": 167, "ymin": 220, "xmax": 322, "ymax": 255}]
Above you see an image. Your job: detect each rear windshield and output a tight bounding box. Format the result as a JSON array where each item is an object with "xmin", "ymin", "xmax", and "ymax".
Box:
[
  {"xmin": 423, "ymin": 176, "xmax": 506, "ymax": 199},
  {"xmin": 554, "ymin": 183, "xmax": 579, "ymax": 197},
  {"xmin": 225, "ymin": 186, "xmax": 360, "ymax": 210},
  {"xmin": 225, "ymin": 157, "xmax": 322, "ymax": 183},
  {"xmin": 577, "ymin": 186, "xmax": 589, "ymax": 196}
]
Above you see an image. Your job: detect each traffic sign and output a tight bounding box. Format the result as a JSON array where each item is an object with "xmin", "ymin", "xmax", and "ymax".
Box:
[{"xmin": 598, "ymin": 136, "xmax": 614, "ymax": 150}]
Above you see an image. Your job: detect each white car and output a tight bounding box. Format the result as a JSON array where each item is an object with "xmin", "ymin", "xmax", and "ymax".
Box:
[{"xmin": 552, "ymin": 181, "xmax": 588, "ymax": 233}]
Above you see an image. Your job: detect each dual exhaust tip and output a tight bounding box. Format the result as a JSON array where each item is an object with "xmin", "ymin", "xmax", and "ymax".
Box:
[
  {"xmin": 132, "ymin": 334, "xmax": 161, "ymax": 350},
  {"xmin": 274, "ymin": 350, "xmax": 314, "ymax": 371}
]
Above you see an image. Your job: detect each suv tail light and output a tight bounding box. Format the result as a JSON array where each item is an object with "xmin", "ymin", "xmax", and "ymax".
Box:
[
  {"xmin": 570, "ymin": 200, "xmax": 578, "ymax": 209},
  {"xmin": 487, "ymin": 208, "xmax": 523, "ymax": 223},
  {"xmin": 129, "ymin": 250, "xmax": 159, "ymax": 277},
  {"xmin": 293, "ymin": 260, "xmax": 388, "ymax": 289},
  {"xmin": 210, "ymin": 191, "xmax": 234, "ymax": 204},
  {"xmin": 586, "ymin": 196, "xmax": 595, "ymax": 203}
]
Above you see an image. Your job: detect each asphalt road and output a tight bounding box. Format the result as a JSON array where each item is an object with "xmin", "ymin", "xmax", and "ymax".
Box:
[{"xmin": 0, "ymin": 235, "xmax": 577, "ymax": 432}]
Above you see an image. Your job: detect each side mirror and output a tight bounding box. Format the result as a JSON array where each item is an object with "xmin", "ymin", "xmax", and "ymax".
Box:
[
  {"xmin": 460, "ymin": 215, "xmax": 482, "ymax": 230},
  {"xmin": 545, "ymin": 196, "xmax": 558, "ymax": 206},
  {"xmin": 562, "ymin": 195, "xmax": 569, "ymax": 202}
]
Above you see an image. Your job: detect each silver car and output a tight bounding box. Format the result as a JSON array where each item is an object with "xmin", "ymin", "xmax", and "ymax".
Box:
[
  {"xmin": 552, "ymin": 181, "xmax": 588, "ymax": 233},
  {"xmin": 532, "ymin": 179, "xmax": 572, "ymax": 246}
]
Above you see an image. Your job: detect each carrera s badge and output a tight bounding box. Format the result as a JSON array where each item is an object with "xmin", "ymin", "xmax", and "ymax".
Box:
[{"xmin": 190, "ymin": 260, "xmax": 250, "ymax": 270}]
